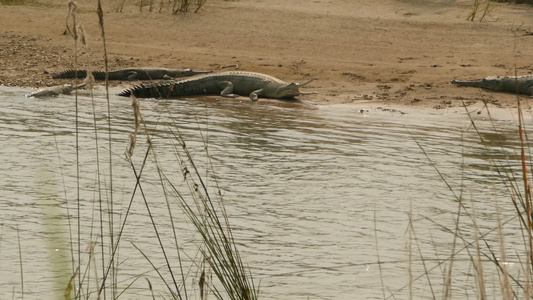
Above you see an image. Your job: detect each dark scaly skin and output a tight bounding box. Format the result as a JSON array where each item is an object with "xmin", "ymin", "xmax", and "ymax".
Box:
[
  {"xmin": 118, "ymin": 71, "xmax": 318, "ymax": 101},
  {"xmin": 52, "ymin": 68, "xmax": 212, "ymax": 81}
]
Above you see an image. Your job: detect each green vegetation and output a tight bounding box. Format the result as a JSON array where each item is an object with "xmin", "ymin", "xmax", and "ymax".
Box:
[
  {"xmin": 404, "ymin": 79, "xmax": 533, "ymax": 298},
  {"xmin": 57, "ymin": 1, "xmax": 257, "ymax": 299}
]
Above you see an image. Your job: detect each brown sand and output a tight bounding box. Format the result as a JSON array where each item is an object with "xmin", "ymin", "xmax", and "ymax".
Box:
[{"xmin": 0, "ymin": 0, "xmax": 532, "ymax": 109}]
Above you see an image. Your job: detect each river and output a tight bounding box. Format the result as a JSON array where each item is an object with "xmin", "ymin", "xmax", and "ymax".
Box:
[{"xmin": 0, "ymin": 85, "xmax": 530, "ymax": 299}]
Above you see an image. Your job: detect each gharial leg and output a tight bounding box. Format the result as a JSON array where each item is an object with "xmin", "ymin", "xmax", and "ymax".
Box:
[
  {"xmin": 249, "ymin": 89, "xmax": 263, "ymax": 101},
  {"xmin": 217, "ymin": 81, "xmax": 239, "ymax": 98}
]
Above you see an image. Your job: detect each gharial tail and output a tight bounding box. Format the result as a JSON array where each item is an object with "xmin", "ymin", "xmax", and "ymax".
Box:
[
  {"xmin": 53, "ymin": 70, "xmax": 89, "ymax": 79},
  {"xmin": 186, "ymin": 70, "xmax": 213, "ymax": 76},
  {"xmin": 451, "ymin": 79, "xmax": 484, "ymax": 88},
  {"xmin": 117, "ymin": 81, "xmax": 177, "ymax": 98}
]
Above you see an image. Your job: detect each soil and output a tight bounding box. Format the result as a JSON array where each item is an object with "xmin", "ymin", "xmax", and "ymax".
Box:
[{"xmin": 1, "ymin": 0, "xmax": 533, "ymax": 109}]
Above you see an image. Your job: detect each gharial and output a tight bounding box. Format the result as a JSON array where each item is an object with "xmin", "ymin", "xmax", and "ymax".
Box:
[
  {"xmin": 53, "ymin": 68, "xmax": 212, "ymax": 81},
  {"xmin": 451, "ymin": 75, "xmax": 533, "ymax": 96},
  {"xmin": 117, "ymin": 71, "xmax": 318, "ymax": 101},
  {"xmin": 25, "ymin": 83, "xmax": 86, "ymax": 98}
]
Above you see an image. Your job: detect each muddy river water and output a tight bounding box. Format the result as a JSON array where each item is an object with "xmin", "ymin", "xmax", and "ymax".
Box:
[{"xmin": 0, "ymin": 86, "xmax": 531, "ymax": 299}]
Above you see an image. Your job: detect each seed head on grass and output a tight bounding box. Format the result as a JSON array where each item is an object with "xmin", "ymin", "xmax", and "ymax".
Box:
[
  {"xmin": 132, "ymin": 95, "xmax": 142, "ymax": 132},
  {"xmin": 126, "ymin": 95, "xmax": 142, "ymax": 161},
  {"xmin": 66, "ymin": 1, "xmax": 78, "ymax": 40},
  {"xmin": 126, "ymin": 133, "xmax": 137, "ymax": 161}
]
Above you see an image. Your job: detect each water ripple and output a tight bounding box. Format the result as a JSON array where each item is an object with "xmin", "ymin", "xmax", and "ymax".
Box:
[{"xmin": 0, "ymin": 86, "xmax": 529, "ymax": 299}]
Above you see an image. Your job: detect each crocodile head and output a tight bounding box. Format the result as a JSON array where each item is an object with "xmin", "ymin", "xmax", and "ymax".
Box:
[{"xmin": 274, "ymin": 78, "xmax": 319, "ymax": 98}]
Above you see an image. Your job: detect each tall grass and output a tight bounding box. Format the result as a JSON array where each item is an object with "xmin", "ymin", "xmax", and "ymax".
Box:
[
  {"xmin": 7, "ymin": 0, "xmax": 532, "ymax": 298},
  {"xmin": 401, "ymin": 76, "xmax": 533, "ymax": 299},
  {"xmin": 16, "ymin": 226, "xmax": 24, "ymax": 299},
  {"xmin": 57, "ymin": 1, "xmax": 258, "ymax": 298},
  {"xmin": 156, "ymin": 117, "xmax": 259, "ymax": 299}
]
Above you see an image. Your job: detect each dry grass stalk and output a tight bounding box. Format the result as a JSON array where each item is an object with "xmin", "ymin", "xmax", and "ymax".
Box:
[
  {"xmin": 408, "ymin": 202, "xmax": 413, "ymax": 300},
  {"xmin": 523, "ymin": 253, "xmax": 532, "ymax": 299},
  {"xmin": 159, "ymin": 122, "xmax": 257, "ymax": 299},
  {"xmin": 65, "ymin": 2, "xmax": 83, "ymax": 297},
  {"xmin": 146, "ymin": 278, "xmax": 156, "ymax": 300},
  {"xmin": 515, "ymin": 72, "xmax": 533, "ymax": 275},
  {"xmin": 64, "ymin": 266, "xmax": 79, "ymax": 299},
  {"xmin": 84, "ymin": 72, "xmax": 95, "ymax": 91},
  {"xmin": 514, "ymin": 73, "xmax": 533, "ymax": 298},
  {"xmin": 373, "ymin": 208, "xmax": 386, "ymax": 299},
  {"xmin": 87, "ymin": 241, "xmax": 100, "ymax": 294},
  {"xmin": 76, "ymin": 24, "xmax": 88, "ymax": 49},
  {"xmin": 16, "ymin": 226, "xmax": 24, "ymax": 298},
  {"xmin": 408, "ymin": 96, "xmax": 533, "ymax": 299},
  {"xmin": 94, "ymin": 0, "xmax": 119, "ymax": 297},
  {"xmin": 65, "ymin": 1, "xmax": 78, "ymax": 40},
  {"xmin": 126, "ymin": 95, "xmax": 142, "ymax": 160},
  {"xmin": 131, "ymin": 95, "xmax": 141, "ymax": 132},
  {"xmin": 127, "ymin": 133, "xmax": 137, "ymax": 161},
  {"xmin": 496, "ymin": 205, "xmax": 512, "ymax": 300},
  {"xmin": 470, "ymin": 200, "xmax": 487, "ymax": 299}
]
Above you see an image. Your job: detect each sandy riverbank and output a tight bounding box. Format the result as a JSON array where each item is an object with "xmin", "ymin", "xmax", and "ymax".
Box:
[{"xmin": 0, "ymin": 0, "xmax": 532, "ymax": 109}]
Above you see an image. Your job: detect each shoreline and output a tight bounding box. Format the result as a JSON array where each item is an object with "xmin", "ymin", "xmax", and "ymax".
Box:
[{"xmin": 1, "ymin": 0, "xmax": 532, "ymax": 110}]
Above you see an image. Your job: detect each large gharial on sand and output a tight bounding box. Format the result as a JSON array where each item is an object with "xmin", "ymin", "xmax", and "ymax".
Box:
[
  {"xmin": 53, "ymin": 68, "xmax": 212, "ymax": 81},
  {"xmin": 118, "ymin": 71, "xmax": 318, "ymax": 101},
  {"xmin": 451, "ymin": 75, "xmax": 533, "ymax": 96},
  {"xmin": 26, "ymin": 83, "xmax": 86, "ymax": 98}
]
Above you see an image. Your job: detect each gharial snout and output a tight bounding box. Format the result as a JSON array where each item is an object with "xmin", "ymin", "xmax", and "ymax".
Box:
[{"xmin": 292, "ymin": 77, "xmax": 319, "ymax": 96}]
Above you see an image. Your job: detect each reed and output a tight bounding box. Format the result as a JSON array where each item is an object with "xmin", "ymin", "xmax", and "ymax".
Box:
[
  {"xmin": 400, "ymin": 73, "xmax": 533, "ymax": 299},
  {"xmin": 160, "ymin": 108, "xmax": 258, "ymax": 299},
  {"xmin": 55, "ymin": 0, "xmax": 257, "ymax": 297},
  {"xmin": 468, "ymin": 0, "xmax": 495, "ymax": 21},
  {"xmin": 16, "ymin": 226, "xmax": 24, "ymax": 299},
  {"xmin": 18, "ymin": 0, "xmax": 529, "ymax": 298},
  {"xmin": 65, "ymin": 1, "xmax": 82, "ymax": 297}
]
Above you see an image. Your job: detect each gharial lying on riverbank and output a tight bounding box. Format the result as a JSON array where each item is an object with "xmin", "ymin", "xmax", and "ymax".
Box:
[
  {"xmin": 118, "ymin": 71, "xmax": 318, "ymax": 101},
  {"xmin": 26, "ymin": 83, "xmax": 86, "ymax": 98},
  {"xmin": 451, "ymin": 75, "xmax": 533, "ymax": 96},
  {"xmin": 53, "ymin": 68, "xmax": 212, "ymax": 81}
]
